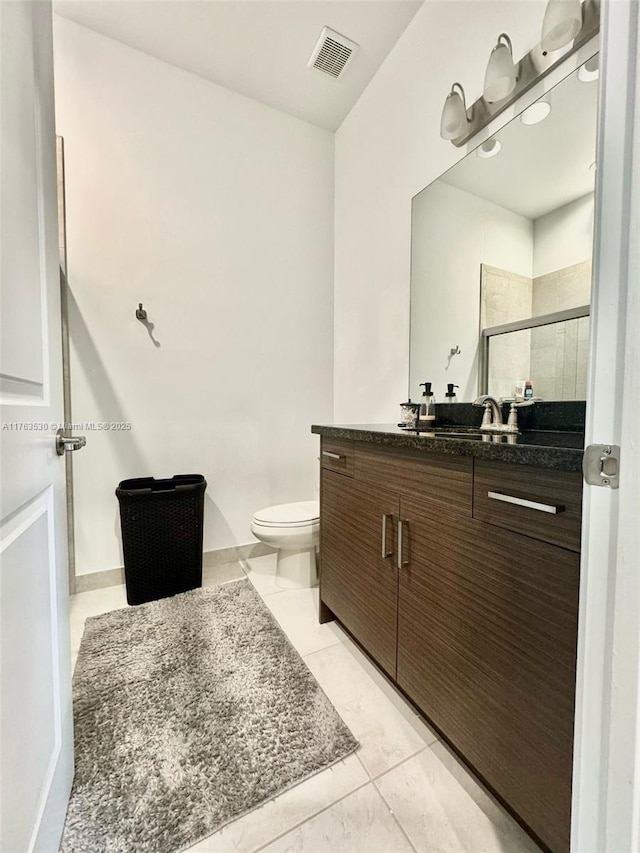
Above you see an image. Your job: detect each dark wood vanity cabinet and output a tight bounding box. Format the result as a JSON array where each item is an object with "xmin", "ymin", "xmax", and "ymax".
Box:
[
  {"xmin": 398, "ymin": 496, "xmax": 578, "ymax": 853},
  {"xmin": 320, "ymin": 470, "xmax": 399, "ymax": 677},
  {"xmin": 319, "ymin": 437, "xmax": 582, "ymax": 853}
]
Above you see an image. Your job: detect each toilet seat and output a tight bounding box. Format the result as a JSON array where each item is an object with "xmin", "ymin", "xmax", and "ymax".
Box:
[
  {"xmin": 252, "ymin": 501, "xmax": 319, "ymax": 528},
  {"xmin": 250, "ymin": 501, "xmax": 319, "ymax": 590}
]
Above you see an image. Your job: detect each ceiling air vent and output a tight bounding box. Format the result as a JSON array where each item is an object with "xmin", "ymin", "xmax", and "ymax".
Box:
[{"xmin": 307, "ymin": 26, "xmax": 359, "ymax": 79}]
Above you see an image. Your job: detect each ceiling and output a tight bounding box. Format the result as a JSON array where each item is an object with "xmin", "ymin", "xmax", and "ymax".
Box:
[
  {"xmin": 53, "ymin": 0, "xmax": 424, "ymax": 131},
  {"xmin": 439, "ymin": 60, "xmax": 598, "ymax": 220}
]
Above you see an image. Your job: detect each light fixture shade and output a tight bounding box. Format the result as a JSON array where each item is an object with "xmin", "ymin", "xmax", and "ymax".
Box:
[
  {"xmin": 541, "ymin": 0, "xmax": 582, "ymax": 52},
  {"xmin": 520, "ymin": 100, "xmax": 552, "ymax": 125},
  {"xmin": 440, "ymin": 85, "xmax": 468, "ymax": 140},
  {"xmin": 578, "ymin": 53, "xmax": 599, "ymax": 82},
  {"xmin": 484, "ymin": 36, "xmax": 516, "ymax": 103},
  {"xmin": 476, "ymin": 137, "xmax": 502, "ymax": 159}
]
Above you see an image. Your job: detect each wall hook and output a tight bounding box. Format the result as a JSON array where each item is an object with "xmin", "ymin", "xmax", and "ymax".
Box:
[
  {"xmin": 135, "ymin": 303, "xmax": 161, "ymax": 348},
  {"xmin": 450, "ymin": 345, "xmax": 461, "ymax": 355}
]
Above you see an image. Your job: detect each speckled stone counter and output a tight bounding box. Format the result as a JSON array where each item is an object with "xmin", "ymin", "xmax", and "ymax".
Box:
[{"xmin": 311, "ymin": 424, "xmax": 585, "ymax": 473}]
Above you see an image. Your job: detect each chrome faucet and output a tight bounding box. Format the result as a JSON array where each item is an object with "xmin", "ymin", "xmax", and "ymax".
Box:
[
  {"xmin": 473, "ymin": 395, "xmax": 535, "ymax": 434},
  {"xmin": 473, "ymin": 395, "xmax": 504, "ymax": 432}
]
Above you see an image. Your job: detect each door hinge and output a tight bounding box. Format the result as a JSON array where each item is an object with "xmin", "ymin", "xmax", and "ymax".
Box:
[{"xmin": 583, "ymin": 444, "xmax": 620, "ymax": 489}]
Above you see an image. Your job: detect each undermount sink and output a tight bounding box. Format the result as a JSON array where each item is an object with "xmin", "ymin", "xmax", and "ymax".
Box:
[
  {"xmin": 430, "ymin": 425, "xmax": 482, "ymax": 434},
  {"xmin": 417, "ymin": 425, "xmax": 485, "ymax": 437},
  {"xmin": 417, "ymin": 426, "xmax": 519, "ymax": 442},
  {"xmin": 406, "ymin": 424, "xmax": 521, "ymax": 440},
  {"xmin": 435, "ymin": 431, "xmax": 484, "ymax": 438}
]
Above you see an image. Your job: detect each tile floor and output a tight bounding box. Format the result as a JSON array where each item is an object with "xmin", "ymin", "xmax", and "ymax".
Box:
[{"xmin": 69, "ymin": 555, "xmax": 541, "ymax": 853}]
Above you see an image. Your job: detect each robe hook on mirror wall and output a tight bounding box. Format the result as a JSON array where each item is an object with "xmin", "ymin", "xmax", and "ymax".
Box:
[
  {"xmin": 136, "ymin": 303, "xmax": 147, "ymax": 321},
  {"xmin": 438, "ymin": 0, "xmax": 599, "ymax": 147},
  {"xmin": 450, "ymin": 345, "xmax": 461, "ymax": 356}
]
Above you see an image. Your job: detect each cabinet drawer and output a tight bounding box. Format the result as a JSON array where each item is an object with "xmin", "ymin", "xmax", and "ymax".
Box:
[
  {"xmin": 356, "ymin": 443, "xmax": 472, "ymax": 516},
  {"xmin": 321, "ymin": 438, "xmax": 354, "ymax": 478},
  {"xmin": 474, "ymin": 460, "xmax": 583, "ymax": 552}
]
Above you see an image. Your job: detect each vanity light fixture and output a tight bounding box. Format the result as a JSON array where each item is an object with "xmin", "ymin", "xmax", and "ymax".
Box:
[
  {"xmin": 438, "ymin": 0, "xmax": 598, "ymax": 148},
  {"xmin": 520, "ymin": 100, "xmax": 552, "ymax": 125},
  {"xmin": 439, "ymin": 83, "xmax": 471, "ymax": 140},
  {"xmin": 476, "ymin": 137, "xmax": 502, "ymax": 159},
  {"xmin": 484, "ymin": 34, "xmax": 517, "ymax": 103},
  {"xmin": 541, "ymin": 0, "xmax": 582, "ymax": 52},
  {"xmin": 578, "ymin": 54, "xmax": 599, "ymax": 81}
]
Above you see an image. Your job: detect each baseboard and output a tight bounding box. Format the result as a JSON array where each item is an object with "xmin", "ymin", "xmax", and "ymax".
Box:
[
  {"xmin": 202, "ymin": 541, "xmax": 275, "ymax": 568},
  {"xmin": 74, "ymin": 542, "xmax": 276, "ymax": 595},
  {"xmin": 75, "ymin": 566, "xmax": 125, "ymax": 593}
]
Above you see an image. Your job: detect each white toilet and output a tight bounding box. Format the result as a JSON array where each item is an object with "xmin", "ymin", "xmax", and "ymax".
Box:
[{"xmin": 250, "ymin": 500, "xmax": 319, "ymax": 589}]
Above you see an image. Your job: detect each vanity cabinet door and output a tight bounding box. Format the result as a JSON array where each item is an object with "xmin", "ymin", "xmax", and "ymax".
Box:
[
  {"xmin": 320, "ymin": 469, "xmax": 399, "ymax": 678},
  {"xmin": 397, "ymin": 494, "xmax": 578, "ymax": 853}
]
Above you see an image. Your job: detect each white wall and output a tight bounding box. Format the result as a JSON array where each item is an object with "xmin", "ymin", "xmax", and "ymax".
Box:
[
  {"xmin": 334, "ymin": 0, "xmax": 596, "ymax": 421},
  {"xmin": 410, "ymin": 182, "xmax": 532, "ymax": 401},
  {"xmin": 54, "ymin": 18, "xmax": 334, "ymax": 575},
  {"xmin": 534, "ymin": 193, "xmax": 595, "ymax": 277}
]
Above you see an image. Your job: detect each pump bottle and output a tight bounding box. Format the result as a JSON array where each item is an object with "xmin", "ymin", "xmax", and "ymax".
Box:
[
  {"xmin": 445, "ymin": 384, "xmax": 459, "ymax": 402},
  {"xmin": 419, "ymin": 382, "xmax": 436, "ymax": 422}
]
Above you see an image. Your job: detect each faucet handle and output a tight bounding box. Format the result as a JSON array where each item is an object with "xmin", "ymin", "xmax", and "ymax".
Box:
[
  {"xmin": 481, "ymin": 402, "xmax": 493, "ymax": 427},
  {"xmin": 507, "ymin": 398, "xmax": 535, "ymax": 433}
]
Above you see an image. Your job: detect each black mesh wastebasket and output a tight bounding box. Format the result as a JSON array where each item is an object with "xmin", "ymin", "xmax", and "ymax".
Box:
[{"xmin": 116, "ymin": 475, "xmax": 207, "ymax": 605}]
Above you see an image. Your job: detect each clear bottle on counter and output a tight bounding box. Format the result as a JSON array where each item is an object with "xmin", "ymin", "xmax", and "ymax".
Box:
[{"xmin": 419, "ymin": 382, "xmax": 436, "ymax": 423}]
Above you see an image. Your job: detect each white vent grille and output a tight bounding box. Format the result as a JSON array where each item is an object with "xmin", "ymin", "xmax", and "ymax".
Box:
[{"xmin": 308, "ymin": 27, "xmax": 359, "ymax": 79}]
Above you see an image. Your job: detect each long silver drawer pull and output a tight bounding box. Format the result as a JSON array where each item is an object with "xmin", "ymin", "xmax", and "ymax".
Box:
[
  {"xmin": 397, "ymin": 519, "xmax": 409, "ymax": 569},
  {"xmin": 381, "ymin": 514, "xmax": 393, "ymax": 559},
  {"xmin": 322, "ymin": 451, "xmax": 344, "ymax": 460},
  {"xmin": 487, "ymin": 491, "xmax": 565, "ymax": 514}
]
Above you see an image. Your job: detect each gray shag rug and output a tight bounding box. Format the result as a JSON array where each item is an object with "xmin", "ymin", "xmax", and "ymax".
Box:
[{"xmin": 60, "ymin": 579, "xmax": 358, "ymax": 853}]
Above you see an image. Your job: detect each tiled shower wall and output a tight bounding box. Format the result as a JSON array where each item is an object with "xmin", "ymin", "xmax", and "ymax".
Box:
[
  {"xmin": 530, "ymin": 260, "xmax": 591, "ymax": 400},
  {"xmin": 481, "ymin": 265, "xmax": 532, "ymax": 400},
  {"xmin": 482, "ymin": 260, "xmax": 591, "ymax": 400}
]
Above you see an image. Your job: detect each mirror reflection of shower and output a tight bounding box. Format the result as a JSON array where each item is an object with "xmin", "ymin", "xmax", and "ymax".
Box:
[{"xmin": 409, "ymin": 55, "xmax": 598, "ymax": 403}]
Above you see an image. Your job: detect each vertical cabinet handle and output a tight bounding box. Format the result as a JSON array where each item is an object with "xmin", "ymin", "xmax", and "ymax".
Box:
[
  {"xmin": 381, "ymin": 514, "xmax": 393, "ymax": 559},
  {"xmin": 397, "ymin": 519, "xmax": 409, "ymax": 569}
]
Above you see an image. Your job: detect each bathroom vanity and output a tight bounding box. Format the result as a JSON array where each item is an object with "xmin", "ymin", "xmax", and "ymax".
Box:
[{"xmin": 312, "ymin": 423, "xmax": 583, "ymax": 853}]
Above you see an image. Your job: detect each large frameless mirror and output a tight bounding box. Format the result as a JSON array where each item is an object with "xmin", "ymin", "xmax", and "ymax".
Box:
[{"xmin": 409, "ymin": 54, "xmax": 598, "ymax": 403}]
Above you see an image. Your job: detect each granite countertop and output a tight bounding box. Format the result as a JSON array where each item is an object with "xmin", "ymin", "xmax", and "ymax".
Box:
[{"xmin": 311, "ymin": 423, "xmax": 585, "ymax": 473}]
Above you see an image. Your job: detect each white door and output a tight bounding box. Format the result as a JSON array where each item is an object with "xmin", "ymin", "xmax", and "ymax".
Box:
[
  {"xmin": 1, "ymin": 2, "xmax": 75, "ymax": 850},
  {"xmin": 571, "ymin": 0, "xmax": 640, "ymax": 850}
]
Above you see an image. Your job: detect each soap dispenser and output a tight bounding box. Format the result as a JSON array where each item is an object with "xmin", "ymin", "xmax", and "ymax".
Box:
[
  {"xmin": 445, "ymin": 384, "xmax": 459, "ymax": 402},
  {"xmin": 419, "ymin": 382, "xmax": 436, "ymax": 423}
]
